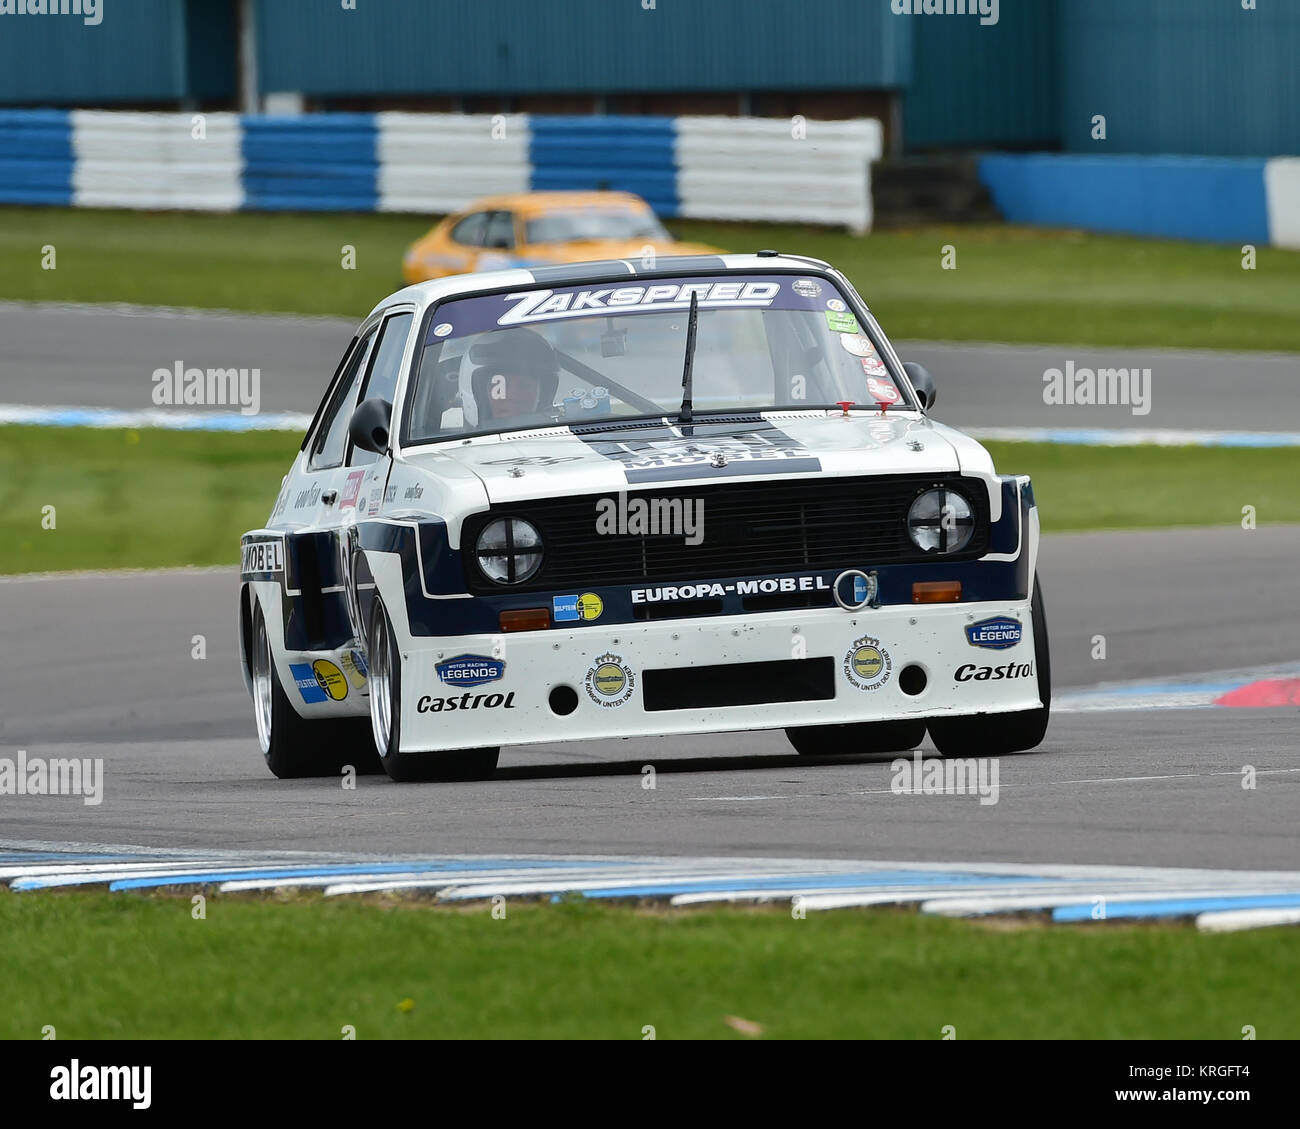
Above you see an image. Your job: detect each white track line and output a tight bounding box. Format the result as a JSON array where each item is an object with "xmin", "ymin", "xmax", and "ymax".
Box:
[{"xmin": 1196, "ymin": 908, "xmax": 1300, "ymax": 933}]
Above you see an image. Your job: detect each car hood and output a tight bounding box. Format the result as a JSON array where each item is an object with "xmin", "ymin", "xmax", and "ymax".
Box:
[{"xmin": 402, "ymin": 413, "xmax": 995, "ymax": 509}]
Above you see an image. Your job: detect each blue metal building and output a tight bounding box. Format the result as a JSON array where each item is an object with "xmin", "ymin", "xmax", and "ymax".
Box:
[{"xmin": 0, "ymin": 0, "xmax": 1296, "ymax": 158}]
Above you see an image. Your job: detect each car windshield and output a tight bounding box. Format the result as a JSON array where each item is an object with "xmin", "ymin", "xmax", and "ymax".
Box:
[
  {"xmin": 401, "ymin": 274, "xmax": 913, "ymax": 444},
  {"xmin": 524, "ymin": 207, "xmax": 670, "ymax": 244}
]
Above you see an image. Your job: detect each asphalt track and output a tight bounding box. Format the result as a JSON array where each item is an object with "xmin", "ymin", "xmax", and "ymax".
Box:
[
  {"xmin": 2, "ymin": 527, "xmax": 1297, "ymax": 870},
  {"xmin": 2, "ymin": 301, "xmax": 1298, "ymax": 431},
  {"xmin": 1, "ymin": 302, "xmax": 1296, "ymax": 877}
]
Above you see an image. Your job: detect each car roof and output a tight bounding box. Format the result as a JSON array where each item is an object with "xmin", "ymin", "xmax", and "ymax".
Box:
[
  {"xmin": 450, "ymin": 190, "xmax": 653, "ymax": 216},
  {"xmin": 371, "ymin": 252, "xmax": 839, "ymax": 319}
]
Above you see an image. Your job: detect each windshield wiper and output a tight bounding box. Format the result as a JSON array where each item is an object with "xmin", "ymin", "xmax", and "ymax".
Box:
[{"xmin": 679, "ymin": 289, "xmax": 699, "ymax": 426}]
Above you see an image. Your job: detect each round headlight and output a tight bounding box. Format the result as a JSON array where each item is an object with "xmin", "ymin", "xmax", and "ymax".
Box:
[
  {"xmin": 907, "ymin": 489, "xmax": 974, "ymax": 554},
  {"xmin": 475, "ymin": 518, "xmax": 543, "ymax": 584}
]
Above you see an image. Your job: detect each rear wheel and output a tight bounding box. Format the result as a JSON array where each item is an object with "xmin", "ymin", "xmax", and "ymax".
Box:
[
  {"xmin": 250, "ymin": 601, "xmax": 377, "ymax": 779},
  {"xmin": 786, "ymin": 719, "xmax": 926, "ymax": 757},
  {"xmin": 926, "ymin": 575, "xmax": 1052, "ymax": 757},
  {"xmin": 368, "ymin": 595, "xmax": 500, "ymax": 783}
]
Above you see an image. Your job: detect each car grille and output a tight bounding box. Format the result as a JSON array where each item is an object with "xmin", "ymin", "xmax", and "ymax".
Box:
[{"xmin": 462, "ymin": 474, "xmax": 989, "ymax": 593}]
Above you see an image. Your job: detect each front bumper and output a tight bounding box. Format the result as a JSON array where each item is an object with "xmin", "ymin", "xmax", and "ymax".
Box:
[{"xmin": 396, "ymin": 598, "xmax": 1042, "ymax": 752}]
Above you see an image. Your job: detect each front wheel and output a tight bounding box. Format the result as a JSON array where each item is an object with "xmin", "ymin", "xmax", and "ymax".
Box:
[
  {"xmin": 367, "ymin": 595, "xmax": 500, "ymax": 782},
  {"xmin": 786, "ymin": 720, "xmax": 926, "ymax": 757},
  {"xmin": 250, "ymin": 601, "xmax": 376, "ymax": 779},
  {"xmin": 926, "ymin": 575, "xmax": 1052, "ymax": 757}
]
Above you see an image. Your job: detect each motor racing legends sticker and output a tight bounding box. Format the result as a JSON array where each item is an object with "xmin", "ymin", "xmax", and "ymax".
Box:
[
  {"xmin": 289, "ymin": 660, "xmax": 349, "ymax": 703},
  {"xmin": 792, "ymin": 279, "xmax": 822, "ymax": 298},
  {"xmin": 844, "ymin": 635, "xmax": 892, "ymax": 691},
  {"xmin": 240, "ymin": 539, "xmax": 283, "ymax": 575},
  {"xmin": 553, "ymin": 593, "xmax": 604, "ymax": 622},
  {"xmin": 435, "ymin": 654, "xmax": 506, "ymax": 687},
  {"xmin": 965, "ymin": 616, "xmax": 1023, "ymax": 650},
  {"xmin": 585, "ymin": 653, "xmax": 635, "ymax": 707}
]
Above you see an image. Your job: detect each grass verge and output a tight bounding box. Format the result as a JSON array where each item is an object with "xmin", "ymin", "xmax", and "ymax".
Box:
[
  {"xmin": 1, "ymin": 426, "xmax": 1296, "ymax": 574},
  {"xmin": 3, "ymin": 207, "xmax": 1298, "ymax": 351},
  {"xmin": 0, "ymin": 425, "xmax": 297, "ymax": 574},
  {"xmin": 1, "ymin": 892, "xmax": 1295, "ymax": 1039}
]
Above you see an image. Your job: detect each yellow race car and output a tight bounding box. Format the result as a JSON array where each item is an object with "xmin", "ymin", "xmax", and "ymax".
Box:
[{"xmin": 401, "ymin": 190, "xmax": 720, "ymax": 284}]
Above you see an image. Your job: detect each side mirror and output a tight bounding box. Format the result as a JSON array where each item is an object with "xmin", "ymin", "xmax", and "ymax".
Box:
[
  {"xmin": 903, "ymin": 362, "xmax": 937, "ymax": 410},
  {"xmin": 349, "ymin": 398, "xmax": 393, "ymax": 454}
]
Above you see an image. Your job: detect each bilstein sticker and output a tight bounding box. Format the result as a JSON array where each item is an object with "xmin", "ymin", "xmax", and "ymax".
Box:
[
  {"xmin": 554, "ymin": 593, "xmax": 604, "ymax": 622},
  {"xmin": 312, "ymin": 659, "xmax": 349, "ymax": 701}
]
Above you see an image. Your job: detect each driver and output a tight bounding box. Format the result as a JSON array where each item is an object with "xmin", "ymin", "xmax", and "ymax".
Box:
[{"xmin": 462, "ymin": 328, "xmax": 560, "ymax": 428}]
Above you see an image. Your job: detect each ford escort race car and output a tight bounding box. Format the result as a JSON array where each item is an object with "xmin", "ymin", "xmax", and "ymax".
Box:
[
  {"xmin": 401, "ymin": 190, "xmax": 720, "ymax": 284},
  {"xmin": 239, "ymin": 253, "xmax": 1050, "ymax": 781}
]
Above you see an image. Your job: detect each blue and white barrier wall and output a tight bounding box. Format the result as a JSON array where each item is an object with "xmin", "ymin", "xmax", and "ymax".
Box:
[
  {"xmin": 0, "ymin": 109, "xmax": 881, "ymax": 232},
  {"xmin": 980, "ymin": 153, "xmax": 1300, "ymax": 249}
]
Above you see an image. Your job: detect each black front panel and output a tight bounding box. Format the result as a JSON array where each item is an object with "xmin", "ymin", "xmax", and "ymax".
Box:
[
  {"xmin": 642, "ymin": 658, "xmax": 837, "ymax": 712},
  {"xmin": 462, "ymin": 475, "xmax": 989, "ymax": 593}
]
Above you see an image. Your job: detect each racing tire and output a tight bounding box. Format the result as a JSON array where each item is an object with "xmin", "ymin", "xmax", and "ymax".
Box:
[
  {"xmin": 367, "ymin": 594, "xmax": 501, "ymax": 783},
  {"xmin": 250, "ymin": 601, "xmax": 378, "ymax": 779},
  {"xmin": 926, "ymin": 574, "xmax": 1052, "ymax": 758},
  {"xmin": 786, "ymin": 720, "xmax": 926, "ymax": 757}
]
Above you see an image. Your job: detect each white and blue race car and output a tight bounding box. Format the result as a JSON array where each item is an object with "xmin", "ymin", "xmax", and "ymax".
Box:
[{"xmin": 239, "ymin": 253, "xmax": 1050, "ymax": 781}]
